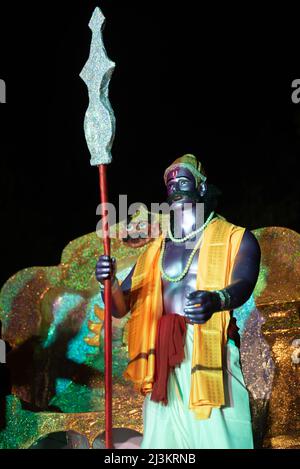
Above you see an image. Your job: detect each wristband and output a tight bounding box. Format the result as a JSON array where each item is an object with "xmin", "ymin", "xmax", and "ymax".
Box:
[{"xmin": 215, "ymin": 289, "xmax": 231, "ymax": 310}]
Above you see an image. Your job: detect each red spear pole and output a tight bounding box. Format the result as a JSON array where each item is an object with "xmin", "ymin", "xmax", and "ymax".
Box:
[{"xmin": 98, "ymin": 164, "xmax": 113, "ymax": 449}]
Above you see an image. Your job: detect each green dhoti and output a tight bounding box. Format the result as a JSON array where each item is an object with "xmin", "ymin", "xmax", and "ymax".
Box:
[{"xmin": 141, "ymin": 324, "xmax": 254, "ymax": 449}]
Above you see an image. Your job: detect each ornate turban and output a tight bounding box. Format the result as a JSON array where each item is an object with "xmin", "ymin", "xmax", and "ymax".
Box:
[{"xmin": 164, "ymin": 154, "xmax": 207, "ymax": 188}]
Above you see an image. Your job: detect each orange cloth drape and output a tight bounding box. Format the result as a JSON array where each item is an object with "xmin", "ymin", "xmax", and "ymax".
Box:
[{"xmin": 123, "ymin": 217, "xmax": 245, "ymax": 419}]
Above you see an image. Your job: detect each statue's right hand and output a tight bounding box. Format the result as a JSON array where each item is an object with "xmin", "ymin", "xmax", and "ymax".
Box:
[{"xmin": 95, "ymin": 255, "xmax": 116, "ymax": 283}]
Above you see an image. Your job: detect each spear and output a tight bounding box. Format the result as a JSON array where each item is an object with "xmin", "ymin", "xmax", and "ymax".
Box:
[{"xmin": 80, "ymin": 7, "xmax": 116, "ymax": 449}]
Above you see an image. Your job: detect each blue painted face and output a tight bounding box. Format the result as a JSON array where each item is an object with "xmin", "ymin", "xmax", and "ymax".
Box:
[{"xmin": 166, "ymin": 167, "xmax": 199, "ymax": 206}]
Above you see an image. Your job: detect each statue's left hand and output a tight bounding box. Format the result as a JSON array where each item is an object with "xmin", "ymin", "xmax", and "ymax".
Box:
[{"xmin": 184, "ymin": 290, "xmax": 220, "ymax": 324}]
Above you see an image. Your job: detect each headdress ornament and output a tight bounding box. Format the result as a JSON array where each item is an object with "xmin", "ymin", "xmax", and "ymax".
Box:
[{"xmin": 164, "ymin": 154, "xmax": 207, "ymax": 187}]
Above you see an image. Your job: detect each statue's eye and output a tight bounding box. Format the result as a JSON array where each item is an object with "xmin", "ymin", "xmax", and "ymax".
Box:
[
  {"xmin": 127, "ymin": 223, "xmax": 134, "ymax": 232},
  {"xmin": 138, "ymin": 222, "xmax": 147, "ymax": 230},
  {"xmin": 180, "ymin": 180, "xmax": 187, "ymax": 186}
]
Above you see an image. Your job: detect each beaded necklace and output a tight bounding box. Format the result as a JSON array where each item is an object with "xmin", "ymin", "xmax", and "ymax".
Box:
[
  {"xmin": 167, "ymin": 211, "xmax": 215, "ymax": 244},
  {"xmin": 159, "ymin": 232, "xmax": 204, "ymax": 283}
]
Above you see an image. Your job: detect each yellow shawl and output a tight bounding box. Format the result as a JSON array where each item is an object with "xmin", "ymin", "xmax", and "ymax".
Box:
[{"xmin": 123, "ymin": 217, "xmax": 245, "ymax": 419}]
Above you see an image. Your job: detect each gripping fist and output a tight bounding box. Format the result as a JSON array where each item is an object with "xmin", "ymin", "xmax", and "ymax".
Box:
[
  {"xmin": 183, "ymin": 290, "xmax": 221, "ymax": 324},
  {"xmin": 95, "ymin": 255, "xmax": 116, "ymax": 284}
]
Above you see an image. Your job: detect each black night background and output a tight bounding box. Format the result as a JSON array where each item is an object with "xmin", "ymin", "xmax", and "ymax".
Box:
[{"xmin": 0, "ymin": 1, "xmax": 299, "ymax": 287}]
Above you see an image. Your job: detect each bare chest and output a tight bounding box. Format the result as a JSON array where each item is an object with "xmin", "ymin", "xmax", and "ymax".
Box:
[{"xmin": 161, "ymin": 242, "xmax": 200, "ymax": 316}]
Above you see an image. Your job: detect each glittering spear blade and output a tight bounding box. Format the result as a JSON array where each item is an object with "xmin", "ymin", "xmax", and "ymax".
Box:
[
  {"xmin": 80, "ymin": 7, "xmax": 115, "ymax": 165},
  {"xmin": 80, "ymin": 6, "xmax": 115, "ymax": 449}
]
